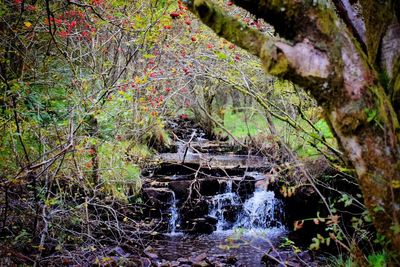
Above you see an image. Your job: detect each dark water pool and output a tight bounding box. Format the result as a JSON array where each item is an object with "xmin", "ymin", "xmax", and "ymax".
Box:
[{"xmin": 149, "ymin": 228, "xmax": 286, "ymax": 266}]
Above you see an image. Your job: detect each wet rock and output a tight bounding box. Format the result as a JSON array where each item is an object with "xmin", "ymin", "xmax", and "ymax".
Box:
[
  {"xmin": 169, "ymin": 180, "xmax": 192, "ymax": 199},
  {"xmin": 190, "ymin": 218, "xmax": 215, "ymax": 234},
  {"xmin": 204, "ymin": 215, "xmax": 218, "ymax": 225},
  {"xmin": 142, "ymin": 188, "xmax": 174, "ymax": 207},
  {"xmin": 177, "ymin": 257, "xmax": 191, "ymax": 264},
  {"xmin": 226, "ymin": 255, "xmax": 238, "ymax": 265},
  {"xmin": 189, "ymin": 252, "xmax": 207, "ymax": 262},
  {"xmin": 158, "ymin": 259, "xmax": 171, "ymax": 267},
  {"xmin": 179, "ymin": 199, "xmax": 210, "ymax": 231},
  {"xmin": 192, "ymin": 260, "xmax": 209, "ymax": 267},
  {"xmin": 223, "ymin": 205, "xmax": 241, "ymax": 223},
  {"xmin": 199, "ymin": 179, "xmax": 220, "ymax": 196},
  {"xmin": 170, "ymin": 261, "xmax": 180, "ymax": 267}
]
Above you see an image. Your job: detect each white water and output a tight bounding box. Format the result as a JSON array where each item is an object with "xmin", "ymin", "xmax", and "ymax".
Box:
[
  {"xmin": 208, "ymin": 180, "xmax": 284, "ymax": 233},
  {"xmin": 168, "ymin": 191, "xmax": 180, "ymax": 235},
  {"xmin": 166, "ymin": 180, "xmax": 284, "ymax": 235},
  {"xmin": 236, "ymin": 189, "xmax": 283, "ymax": 229}
]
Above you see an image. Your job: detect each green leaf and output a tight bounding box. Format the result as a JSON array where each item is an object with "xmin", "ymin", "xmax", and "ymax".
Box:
[{"xmin": 216, "ymin": 52, "xmax": 227, "ymax": 60}]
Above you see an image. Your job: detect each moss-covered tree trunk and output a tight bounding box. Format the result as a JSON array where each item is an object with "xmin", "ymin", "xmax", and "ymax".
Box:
[{"xmin": 186, "ymin": 0, "xmax": 400, "ymax": 252}]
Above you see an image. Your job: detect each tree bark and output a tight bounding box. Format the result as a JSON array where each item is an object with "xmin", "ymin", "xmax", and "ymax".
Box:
[{"xmin": 186, "ymin": 0, "xmax": 400, "ymax": 251}]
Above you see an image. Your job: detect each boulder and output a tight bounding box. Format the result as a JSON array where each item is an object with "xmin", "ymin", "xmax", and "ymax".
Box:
[
  {"xmin": 189, "ymin": 218, "xmax": 216, "ymax": 234},
  {"xmin": 222, "ymin": 205, "xmax": 242, "ymax": 223},
  {"xmin": 169, "ymin": 180, "xmax": 192, "ymax": 200},
  {"xmin": 142, "ymin": 188, "xmax": 174, "ymax": 203},
  {"xmin": 179, "ymin": 198, "xmax": 210, "ymax": 227}
]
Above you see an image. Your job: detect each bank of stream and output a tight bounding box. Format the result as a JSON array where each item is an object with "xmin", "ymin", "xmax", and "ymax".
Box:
[{"xmin": 139, "ymin": 119, "xmax": 323, "ymax": 266}]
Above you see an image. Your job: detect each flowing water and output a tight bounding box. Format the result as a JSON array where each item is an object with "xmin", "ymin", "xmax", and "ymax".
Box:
[
  {"xmin": 208, "ymin": 182, "xmax": 284, "ymax": 232},
  {"xmin": 153, "ymin": 182, "xmax": 287, "ymax": 266},
  {"xmin": 168, "ymin": 191, "xmax": 180, "ymax": 235},
  {"xmin": 143, "ymin": 121, "xmax": 291, "ymax": 266}
]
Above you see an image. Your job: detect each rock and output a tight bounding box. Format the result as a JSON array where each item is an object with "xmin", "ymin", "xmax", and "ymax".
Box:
[
  {"xmin": 212, "ymin": 261, "xmax": 223, "ymax": 267},
  {"xmin": 189, "ymin": 252, "xmax": 207, "ymax": 262},
  {"xmin": 179, "ymin": 199, "xmax": 211, "ymax": 231},
  {"xmin": 169, "ymin": 180, "xmax": 192, "ymax": 199},
  {"xmin": 177, "ymin": 257, "xmax": 191, "ymax": 264},
  {"xmin": 159, "ymin": 259, "xmax": 171, "ymax": 267},
  {"xmin": 199, "ymin": 179, "xmax": 220, "ymax": 196},
  {"xmin": 190, "ymin": 218, "xmax": 215, "ymax": 234},
  {"xmin": 192, "ymin": 260, "xmax": 209, "ymax": 267},
  {"xmin": 142, "ymin": 188, "xmax": 174, "ymax": 207},
  {"xmin": 222, "ymin": 205, "xmax": 241, "ymax": 223},
  {"xmin": 226, "ymin": 255, "xmax": 238, "ymax": 265},
  {"xmin": 204, "ymin": 215, "xmax": 218, "ymax": 225}
]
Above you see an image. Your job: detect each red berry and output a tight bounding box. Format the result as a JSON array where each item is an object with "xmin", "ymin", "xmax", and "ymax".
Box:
[{"xmin": 170, "ymin": 12, "xmax": 180, "ymax": 19}]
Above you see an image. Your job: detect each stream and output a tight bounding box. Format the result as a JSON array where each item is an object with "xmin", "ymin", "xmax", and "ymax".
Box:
[{"xmin": 140, "ymin": 119, "xmax": 318, "ymax": 266}]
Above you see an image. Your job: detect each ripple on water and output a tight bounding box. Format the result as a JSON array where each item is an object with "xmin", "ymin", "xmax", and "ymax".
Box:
[{"xmin": 153, "ymin": 227, "xmax": 287, "ymax": 266}]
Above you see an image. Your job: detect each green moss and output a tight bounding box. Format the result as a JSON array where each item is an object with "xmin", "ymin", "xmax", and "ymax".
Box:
[
  {"xmin": 315, "ymin": 8, "xmax": 337, "ymax": 36},
  {"xmin": 269, "ymin": 53, "xmax": 289, "ymax": 76},
  {"xmin": 193, "ymin": 0, "xmax": 265, "ymax": 57}
]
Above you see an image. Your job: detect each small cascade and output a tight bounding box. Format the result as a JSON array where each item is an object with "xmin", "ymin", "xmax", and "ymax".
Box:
[
  {"xmin": 168, "ymin": 191, "xmax": 180, "ymax": 234},
  {"xmin": 209, "ymin": 180, "xmax": 241, "ymax": 231},
  {"xmin": 208, "ymin": 183, "xmax": 283, "ymax": 232},
  {"xmin": 235, "ymin": 189, "xmax": 283, "ymax": 229}
]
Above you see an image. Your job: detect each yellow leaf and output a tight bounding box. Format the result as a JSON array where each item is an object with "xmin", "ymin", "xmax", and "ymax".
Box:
[
  {"xmin": 392, "ymin": 180, "xmax": 400, "ymax": 189},
  {"xmin": 134, "ymin": 76, "xmax": 142, "ymax": 84},
  {"xmin": 24, "ymin": 21, "xmax": 32, "ymax": 28}
]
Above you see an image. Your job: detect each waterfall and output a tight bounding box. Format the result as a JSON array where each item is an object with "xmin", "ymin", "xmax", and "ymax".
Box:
[
  {"xmin": 168, "ymin": 191, "xmax": 180, "ymax": 235},
  {"xmin": 235, "ymin": 189, "xmax": 283, "ymax": 229},
  {"xmin": 208, "ymin": 182, "xmax": 283, "ymax": 232},
  {"xmin": 208, "ymin": 180, "xmax": 241, "ymax": 231}
]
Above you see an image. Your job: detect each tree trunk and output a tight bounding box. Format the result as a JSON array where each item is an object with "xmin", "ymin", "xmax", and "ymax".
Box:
[{"xmin": 186, "ymin": 0, "xmax": 400, "ymax": 251}]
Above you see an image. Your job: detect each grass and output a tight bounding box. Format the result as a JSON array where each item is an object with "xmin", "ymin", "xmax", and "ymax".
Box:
[
  {"xmin": 214, "ymin": 106, "xmax": 337, "ymax": 158},
  {"xmin": 219, "ymin": 108, "xmax": 268, "ymax": 138}
]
